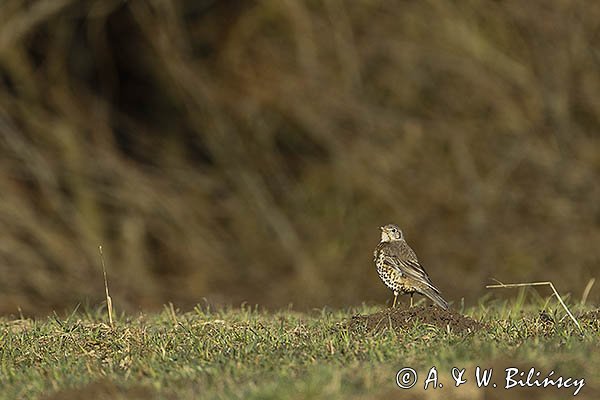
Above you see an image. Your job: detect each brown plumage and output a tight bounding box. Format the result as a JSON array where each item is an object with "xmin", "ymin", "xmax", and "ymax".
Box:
[{"xmin": 374, "ymin": 224, "xmax": 448, "ymax": 309}]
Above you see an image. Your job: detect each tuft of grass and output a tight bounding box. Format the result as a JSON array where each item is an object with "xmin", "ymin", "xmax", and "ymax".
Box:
[{"xmin": 0, "ymin": 300, "xmax": 598, "ymax": 399}]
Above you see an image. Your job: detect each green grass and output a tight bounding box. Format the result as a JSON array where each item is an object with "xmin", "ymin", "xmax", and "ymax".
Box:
[{"xmin": 0, "ymin": 300, "xmax": 598, "ymax": 400}]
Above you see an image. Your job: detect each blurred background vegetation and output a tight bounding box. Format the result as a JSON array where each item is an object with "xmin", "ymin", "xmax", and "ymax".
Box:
[{"xmin": 0, "ymin": 0, "xmax": 598, "ymax": 315}]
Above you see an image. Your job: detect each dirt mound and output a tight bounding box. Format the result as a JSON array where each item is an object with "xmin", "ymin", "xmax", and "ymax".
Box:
[
  {"xmin": 579, "ymin": 309, "xmax": 600, "ymax": 330},
  {"xmin": 348, "ymin": 305, "xmax": 483, "ymax": 334},
  {"xmin": 579, "ymin": 309, "xmax": 600, "ymax": 321}
]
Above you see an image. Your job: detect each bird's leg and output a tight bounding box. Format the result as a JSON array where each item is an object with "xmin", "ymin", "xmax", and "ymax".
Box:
[
  {"xmin": 392, "ymin": 291, "xmax": 398, "ymax": 308},
  {"xmin": 410, "ymin": 293, "xmax": 413, "ymax": 308}
]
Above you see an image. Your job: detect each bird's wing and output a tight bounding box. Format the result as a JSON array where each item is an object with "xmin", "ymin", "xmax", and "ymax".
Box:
[
  {"xmin": 396, "ymin": 258, "xmax": 442, "ymax": 294},
  {"xmin": 382, "ymin": 241, "xmax": 442, "ymax": 294}
]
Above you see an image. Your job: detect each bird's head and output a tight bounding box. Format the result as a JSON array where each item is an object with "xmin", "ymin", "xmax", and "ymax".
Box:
[{"xmin": 380, "ymin": 224, "xmax": 403, "ymax": 242}]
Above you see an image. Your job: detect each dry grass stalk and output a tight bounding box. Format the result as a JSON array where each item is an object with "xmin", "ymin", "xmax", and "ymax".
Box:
[
  {"xmin": 581, "ymin": 278, "xmax": 595, "ymax": 307},
  {"xmin": 99, "ymin": 245, "xmax": 114, "ymax": 328},
  {"xmin": 166, "ymin": 302, "xmax": 178, "ymax": 326}
]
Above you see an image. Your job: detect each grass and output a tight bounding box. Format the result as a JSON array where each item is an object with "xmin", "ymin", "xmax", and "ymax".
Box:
[{"xmin": 0, "ymin": 300, "xmax": 598, "ymax": 400}]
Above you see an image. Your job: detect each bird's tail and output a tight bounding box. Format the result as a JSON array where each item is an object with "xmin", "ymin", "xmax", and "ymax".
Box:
[{"xmin": 420, "ymin": 286, "xmax": 449, "ymax": 310}]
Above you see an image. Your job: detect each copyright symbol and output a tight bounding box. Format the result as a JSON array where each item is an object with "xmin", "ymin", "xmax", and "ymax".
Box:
[{"xmin": 396, "ymin": 367, "xmax": 418, "ymax": 389}]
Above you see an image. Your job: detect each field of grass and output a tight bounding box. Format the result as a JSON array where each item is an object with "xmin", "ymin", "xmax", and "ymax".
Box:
[{"xmin": 1, "ymin": 298, "xmax": 598, "ymax": 399}]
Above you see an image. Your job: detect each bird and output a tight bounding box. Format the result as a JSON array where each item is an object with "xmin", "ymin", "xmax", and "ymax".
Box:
[{"xmin": 373, "ymin": 224, "xmax": 448, "ymax": 310}]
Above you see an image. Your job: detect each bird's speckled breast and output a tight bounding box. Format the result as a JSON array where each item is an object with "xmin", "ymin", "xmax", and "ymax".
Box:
[{"xmin": 375, "ymin": 248, "xmax": 416, "ymax": 294}]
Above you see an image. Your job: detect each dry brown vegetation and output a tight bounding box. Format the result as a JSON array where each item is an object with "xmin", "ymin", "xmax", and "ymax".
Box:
[{"xmin": 0, "ymin": 0, "xmax": 599, "ymax": 314}]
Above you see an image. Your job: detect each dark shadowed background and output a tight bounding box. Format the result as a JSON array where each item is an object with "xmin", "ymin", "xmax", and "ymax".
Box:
[{"xmin": 0, "ymin": 0, "xmax": 598, "ymax": 315}]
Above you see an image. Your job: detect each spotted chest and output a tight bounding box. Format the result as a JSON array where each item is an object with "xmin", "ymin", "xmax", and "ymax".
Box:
[{"xmin": 375, "ymin": 251, "xmax": 416, "ymax": 294}]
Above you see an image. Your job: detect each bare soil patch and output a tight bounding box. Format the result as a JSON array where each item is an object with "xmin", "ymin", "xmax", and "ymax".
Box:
[{"xmin": 348, "ymin": 305, "xmax": 483, "ymax": 334}]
